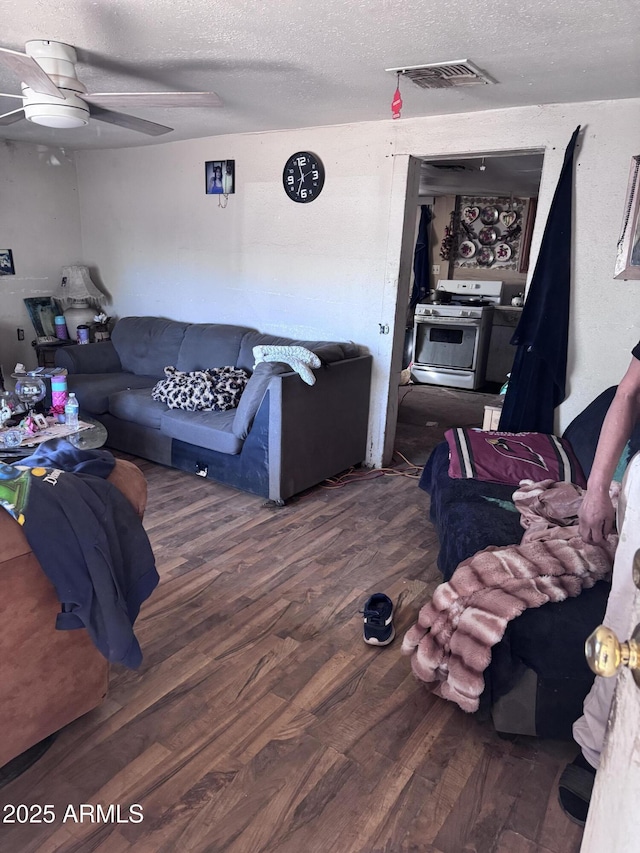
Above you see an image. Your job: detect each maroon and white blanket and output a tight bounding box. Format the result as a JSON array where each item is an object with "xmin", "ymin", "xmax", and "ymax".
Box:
[{"xmin": 401, "ymin": 479, "xmax": 618, "ymax": 712}]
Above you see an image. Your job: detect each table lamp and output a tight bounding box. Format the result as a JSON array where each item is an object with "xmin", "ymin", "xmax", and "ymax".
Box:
[{"xmin": 58, "ymin": 265, "xmax": 106, "ymax": 341}]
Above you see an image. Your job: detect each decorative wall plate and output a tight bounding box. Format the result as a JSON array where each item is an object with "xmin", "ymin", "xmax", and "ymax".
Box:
[
  {"xmin": 477, "ymin": 247, "xmax": 495, "ymax": 266},
  {"xmin": 480, "ymin": 205, "xmax": 499, "ymax": 225},
  {"xmin": 458, "ymin": 240, "xmax": 476, "ymax": 259},
  {"xmin": 462, "ymin": 206, "xmax": 480, "ymax": 224},
  {"xmin": 478, "ymin": 226, "xmax": 498, "ymax": 245},
  {"xmin": 500, "ymin": 210, "xmax": 518, "ymax": 228},
  {"xmin": 495, "ymin": 242, "xmax": 512, "ymax": 261}
]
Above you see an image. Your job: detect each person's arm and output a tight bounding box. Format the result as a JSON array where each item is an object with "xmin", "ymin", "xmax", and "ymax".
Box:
[{"xmin": 579, "ymin": 355, "xmax": 640, "ymax": 543}]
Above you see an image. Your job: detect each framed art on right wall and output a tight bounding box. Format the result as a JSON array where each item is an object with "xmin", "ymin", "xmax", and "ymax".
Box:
[
  {"xmin": 614, "ymin": 155, "xmax": 640, "ymax": 280},
  {"xmin": 0, "ymin": 249, "xmax": 15, "ymax": 275}
]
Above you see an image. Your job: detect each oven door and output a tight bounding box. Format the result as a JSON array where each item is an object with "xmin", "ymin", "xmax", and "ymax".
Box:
[{"xmin": 413, "ymin": 315, "xmax": 481, "ymax": 370}]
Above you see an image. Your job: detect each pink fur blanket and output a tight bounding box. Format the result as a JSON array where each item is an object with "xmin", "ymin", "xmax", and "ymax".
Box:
[{"xmin": 401, "ymin": 479, "xmax": 618, "ymax": 712}]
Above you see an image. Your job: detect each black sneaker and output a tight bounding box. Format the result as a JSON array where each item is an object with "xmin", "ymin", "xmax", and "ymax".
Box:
[{"xmin": 360, "ymin": 593, "xmax": 395, "ymax": 646}]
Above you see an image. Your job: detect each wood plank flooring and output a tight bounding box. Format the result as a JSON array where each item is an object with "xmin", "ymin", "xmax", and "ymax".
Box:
[{"xmin": 1, "ymin": 386, "xmax": 584, "ymax": 852}]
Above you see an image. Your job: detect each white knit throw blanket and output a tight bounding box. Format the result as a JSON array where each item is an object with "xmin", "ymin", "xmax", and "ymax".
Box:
[{"xmin": 252, "ymin": 345, "xmax": 321, "ymax": 385}]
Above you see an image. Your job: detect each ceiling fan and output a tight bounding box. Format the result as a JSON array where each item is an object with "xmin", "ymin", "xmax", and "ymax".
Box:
[{"xmin": 0, "ymin": 40, "xmax": 223, "ymax": 136}]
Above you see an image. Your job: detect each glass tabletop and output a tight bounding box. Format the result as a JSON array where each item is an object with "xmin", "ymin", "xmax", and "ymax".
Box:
[
  {"xmin": 67, "ymin": 415, "xmax": 108, "ymax": 451},
  {"xmin": 0, "ymin": 414, "xmax": 107, "ymax": 461}
]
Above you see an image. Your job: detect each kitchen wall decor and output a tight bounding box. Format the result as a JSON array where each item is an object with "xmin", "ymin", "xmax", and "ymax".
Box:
[{"xmin": 453, "ymin": 196, "xmax": 527, "ymax": 272}]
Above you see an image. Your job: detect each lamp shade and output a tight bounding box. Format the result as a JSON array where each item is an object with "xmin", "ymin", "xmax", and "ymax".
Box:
[{"xmin": 59, "ymin": 265, "xmax": 106, "ymax": 309}]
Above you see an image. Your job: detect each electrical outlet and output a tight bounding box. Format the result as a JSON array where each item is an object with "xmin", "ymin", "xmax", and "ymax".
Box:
[
  {"xmin": 431, "ymin": 264, "xmax": 441, "ymax": 276},
  {"xmin": 17, "ymin": 328, "xmax": 24, "ymax": 341}
]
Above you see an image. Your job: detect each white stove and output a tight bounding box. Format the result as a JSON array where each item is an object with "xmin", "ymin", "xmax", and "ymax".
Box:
[{"xmin": 411, "ymin": 280, "xmax": 503, "ymax": 390}]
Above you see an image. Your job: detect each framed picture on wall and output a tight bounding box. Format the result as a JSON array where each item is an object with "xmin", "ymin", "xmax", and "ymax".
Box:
[
  {"xmin": 614, "ymin": 155, "xmax": 640, "ymax": 280},
  {"xmin": 24, "ymin": 296, "xmax": 59, "ymax": 339},
  {"xmin": 205, "ymin": 159, "xmax": 235, "ymax": 195},
  {"xmin": 0, "ymin": 249, "xmax": 15, "ymax": 276}
]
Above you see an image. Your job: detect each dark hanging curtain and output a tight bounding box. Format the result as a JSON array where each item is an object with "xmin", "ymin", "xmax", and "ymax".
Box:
[
  {"xmin": 498, "ymin": 125, "xmax": 581, "ymax": 434},
  {"xmin": 403, "ymin": 204, "xmax": 432, "ymax": 368},
  {"xmin": 409, "ymin": 204, "xmax": 433, "ymax": 310}
]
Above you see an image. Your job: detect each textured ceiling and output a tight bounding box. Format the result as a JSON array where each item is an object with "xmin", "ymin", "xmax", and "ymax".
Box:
[{"xmin": 0, "ymin": 0, "xmax": 638, "ymax": 150}]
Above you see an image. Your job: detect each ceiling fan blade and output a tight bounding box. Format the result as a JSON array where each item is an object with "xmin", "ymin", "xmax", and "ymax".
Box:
[
  {"xmin": 0, "ymin": 107, "xmax": 25, "ymax": 125},
  {"xmin": 84, "ymin": 91, "xmax": 223, "ymax": 108},
  {"xmin": 89, "ymin": 105, "xmax": 173, "ymax": 136},
  {"xmin": 0, "ymin": 47, "xmax": 63, "ymax": 98}
]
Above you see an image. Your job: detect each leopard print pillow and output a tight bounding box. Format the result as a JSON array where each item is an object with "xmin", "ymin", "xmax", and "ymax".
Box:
[{"xmin": 152, "ymin": 365, "xmax": 249, "ymax": 412}]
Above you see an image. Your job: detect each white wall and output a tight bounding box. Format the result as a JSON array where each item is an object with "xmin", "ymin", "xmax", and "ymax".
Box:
[
  {"xmin": 0, "ymin": 97, "xmax": 624, "ymax": 463},
  {"xmin": 75, "ymin": 126, "xmax": 403, "ymax": 465},
  {"xmin": 0, "ymin": 140, "xmax": 82, "ymax": 377},
  {"xmin": 74, "ymin": 99, "xmax": 640, "ymax": 463}
]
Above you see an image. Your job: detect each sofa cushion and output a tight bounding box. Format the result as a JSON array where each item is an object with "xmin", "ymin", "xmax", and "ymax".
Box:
[
  {"xmin": 68, "ymin": 373, "xmax": 157, "ymax": 415},
  {"xmin": 160, "ymin": 409, "xmax": 243, "ymax": 454},
  {"xmin": 151, "ymin": 366, "xmax": 249, "ymax": 412},
  {"xmin": 445, "ymin": 428, "xmax": 587, "ymax": 488},
  {"xmin": 232, "ymin": 362, "xmax": 289, "ymax": 439},
  {"xmin": 176, "ymin": 323, "xmax": 252, "ymax": 372},
  {"xmin": 313, "ymin": 342, "xmax": 360, "ymax": 362},
  {"xmin": 55, "ymin": 340, "xmax": 122, "ymax": 374},
  {"xmin": 111, "ymin": 317, "xmax": 189, "ymax": 378},
  {"xmin": 109, "ymin": 388, "xmax": 166, "ymax": 429}
]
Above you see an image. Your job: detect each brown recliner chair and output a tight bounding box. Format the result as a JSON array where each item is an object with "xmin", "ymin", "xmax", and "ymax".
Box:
[{"xmin": 0, "ymin": 458, "xmax": 148, "ymax": 768}]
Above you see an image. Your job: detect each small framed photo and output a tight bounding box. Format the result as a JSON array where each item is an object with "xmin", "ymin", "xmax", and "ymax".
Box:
[
  {"xmin": 0, "ymin": 249, "xmax": 15, "ymax": 276},
  {"xmin": 205, "ymin": 159, "xmax": 235, "ymax": 195},
  {"xmin": 24, "ymin": 296, "xmax": 59, "ymax": 338},
  {"xmin": 614, "ymin": 155, "xmax": 640, "ymax": 280}
]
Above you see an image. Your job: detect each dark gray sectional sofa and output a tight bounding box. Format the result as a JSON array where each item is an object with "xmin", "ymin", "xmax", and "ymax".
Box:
[{"xmin": 56, "ymin": 316, "xmax": 372, "ymax": 503}]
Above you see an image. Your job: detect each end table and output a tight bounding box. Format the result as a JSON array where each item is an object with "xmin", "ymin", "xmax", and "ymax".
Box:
[{"xmin": 33, "ymin": 340, "xmax": 76, "ymax": 369}]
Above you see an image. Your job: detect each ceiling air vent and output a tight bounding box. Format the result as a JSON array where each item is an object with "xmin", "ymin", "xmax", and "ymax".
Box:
[{"xmin": 386, "ymin": 60, "xmax": 496, "ymax": 90}]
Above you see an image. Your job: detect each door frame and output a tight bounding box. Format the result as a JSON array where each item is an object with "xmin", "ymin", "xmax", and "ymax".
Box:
[
  {"xmin": 380, "ymin": 154, "xmax": 422, "ymax": 466},
  {"xmin": 383, "ymin": 147, "xmax": 546, "ymax": 466}
]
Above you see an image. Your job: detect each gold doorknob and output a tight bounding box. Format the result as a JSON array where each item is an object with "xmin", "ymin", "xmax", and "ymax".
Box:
[{"xmin": 585, "ymin": 624, "xmax": 640, "ymax": 686}]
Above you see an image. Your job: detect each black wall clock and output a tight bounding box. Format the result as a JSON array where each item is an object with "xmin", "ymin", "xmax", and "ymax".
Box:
[{"xmin": 282, "ymin": 151, "xmax": 325, "ymax": 203}]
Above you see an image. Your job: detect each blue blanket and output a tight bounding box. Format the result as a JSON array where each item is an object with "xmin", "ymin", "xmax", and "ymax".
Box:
[
  {"xmin": 420, "ymin": 442, "xmax": 523, "ymax": 581},
  {"xmin": 5, "ymin": 439, "xmax": 158, "ymax": 669}
]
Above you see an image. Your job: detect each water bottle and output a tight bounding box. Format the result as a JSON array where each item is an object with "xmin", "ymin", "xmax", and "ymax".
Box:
[{"xmin": 65, "ymin": 392, "xmax": 79, "ymax": 430}]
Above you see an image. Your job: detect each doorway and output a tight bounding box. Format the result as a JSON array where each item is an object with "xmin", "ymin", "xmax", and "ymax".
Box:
[{"xmin": 390, "ymin": 150, "xmax": 545, "ymax": 466}]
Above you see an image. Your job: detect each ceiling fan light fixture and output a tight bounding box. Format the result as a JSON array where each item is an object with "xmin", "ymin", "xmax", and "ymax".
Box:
[
  {"xmin": 22, "ymin": 87, "xmax": 89, "ymax": 129},
  {"xmin": 0, "ymin": 38, "xmax": 222, "ymax": 137},
  {"xmin": 24, "ymin": 102, "xmax": 89, "ymax": 128}
]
